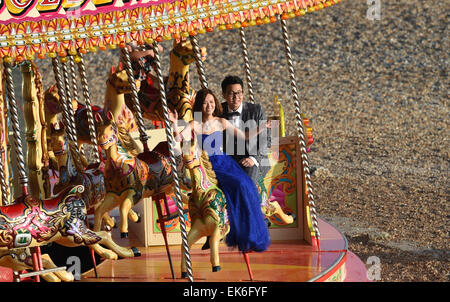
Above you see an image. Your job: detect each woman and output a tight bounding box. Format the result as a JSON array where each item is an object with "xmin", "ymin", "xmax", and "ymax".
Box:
[{"xmin": 169, "ymin": 88, "xmax": 271, "ymax": 252}]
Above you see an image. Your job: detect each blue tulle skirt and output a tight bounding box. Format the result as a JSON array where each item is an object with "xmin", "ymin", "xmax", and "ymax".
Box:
[{"xmin": 208, "ymin": 152, "xmax": 271, "ymax": 252}]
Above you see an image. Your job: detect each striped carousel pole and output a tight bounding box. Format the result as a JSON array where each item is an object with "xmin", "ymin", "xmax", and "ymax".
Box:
[
  {"xmin": 279, "ymin": 15, "xmax": 321, "ymax": 247},
  {"xmin": 239, "ymin": 28, "xmax": 256, "ymax": 104},
  {"xmin": 120, "ymin": 46, "xmax": 150, "ymax": 152},
  {"xmin": 3, "ymin": 61, "xmax": 29, "ymax": 197},
  {"xmin": 189, "ymin": 35, "xmax": 208, "ymax": 90},
  {"xmin": 76, "ymin": 53, "xmax": 101, "ymax": 164},
  {"xmin": 151, "ymin": 41, "xmax": 194, "ymax": 282},
  {"xmin": 51, "ymin": 57, "xmax": 83, "ymax": 173}
]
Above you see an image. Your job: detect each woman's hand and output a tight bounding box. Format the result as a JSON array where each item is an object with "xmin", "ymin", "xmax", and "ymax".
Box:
[{"xmin": 169, "ymin": 109, "xmax": 178, "ymax": 124}]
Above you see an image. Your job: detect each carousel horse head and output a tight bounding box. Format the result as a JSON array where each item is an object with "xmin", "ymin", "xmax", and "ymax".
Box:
[
  {"xmin": 108, "ymin": 64, "xmax": 140, "ymax": 95},
  {"xmin": 44, "ymin": 85, "xmax": 79, "ymax": 115},
  {"xmin": 44, "ymin": 85, "xmax": 62, "ymax": 115},
  {"xmin": 171, "ymin": 39, "xmax": 207, "ymax": 65},
  {"xmin": 94, "ymin": 110, "xmax": 117, "ymax": 151},
  {"xmin": 179, "ymin": 135, "xmax": 229, "ymax": 277}
]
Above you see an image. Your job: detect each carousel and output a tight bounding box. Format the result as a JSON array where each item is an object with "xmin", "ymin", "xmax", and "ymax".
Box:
[{"xmin": 0, "ymin": 0, "xmax": 368, "ymax": 282}]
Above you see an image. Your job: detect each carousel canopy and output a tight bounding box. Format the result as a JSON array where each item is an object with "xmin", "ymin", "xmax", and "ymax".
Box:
[{"xmin": 0, "ymin": 0, "xmax": 341, "ymax": 60}]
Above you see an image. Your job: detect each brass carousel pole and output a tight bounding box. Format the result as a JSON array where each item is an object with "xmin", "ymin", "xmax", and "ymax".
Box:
[
  {"xmin": 279, "ymin": 15, "xmax": 321, "ymax": 246},
  {"xmin": 3, "ymin": 61, "xmax": 29, "ymax": 197},
  {"xmin": 239, "ymin": 28, "xmax": 256, "ymax": 104},
  {"xmin": 151, "ymin": 41, "xmax": 194, "ymax": 282},
  {"xmin": 76, "ymin": 53, "xmax": 101, "ymax": 164}
]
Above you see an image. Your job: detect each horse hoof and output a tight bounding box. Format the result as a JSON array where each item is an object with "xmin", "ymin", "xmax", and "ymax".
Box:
[
  {"xmin": 132, "ymin": 247, "xmax": 141, "ymax": 257},
  {"xmin": 136, "ymin": 213, "xmax": 142, "ymax": 224},
  {"xmin": 181, "ymin": 272, "xmax": 188, "ymax": 279},
  {"xmin": 120, "ymin": 232, "xmax": 128, "ymax": 238},
  {"xmin": 212, "ymin": 266, "xmax": 221, "ymax": 272},
  {"xmin": 264, "ymin": 218, "xmax": 271, "ymax": 228},
  {"xmin": 290, "ymin": 213, "xmax": 297, "ymax": 222}
]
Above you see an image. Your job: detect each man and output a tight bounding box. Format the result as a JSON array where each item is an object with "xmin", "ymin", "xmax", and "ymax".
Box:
[{"xmin": 220, "ymin": 75, "xmax": 271, "ymax": 185}]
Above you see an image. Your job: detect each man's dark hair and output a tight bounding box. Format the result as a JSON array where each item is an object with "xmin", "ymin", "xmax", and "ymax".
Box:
[{"xmin": 221, "ymin": 75, "xmax": 244, "ymax": 93}]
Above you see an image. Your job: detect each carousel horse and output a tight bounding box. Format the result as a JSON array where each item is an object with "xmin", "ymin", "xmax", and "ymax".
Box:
[
  {"xmin": 44, "ymin": 85, "xmax": 90, "ymax": 169},
  {"xmin": 180, "ymin": 136, "xmax": 229, "ymax": 277},
  {"xmin": 0, "ymin": 185, "xmax": 141, "ymax": 280},
  {"xmin": 131, "ymin": 39, "xmax": 207, "ymax": 123},
  {"xmin": 43, "ymin": 66, "xmax": 140, "ymax": 162},
  {"xmin": 93, "ymin": 110, "xmax": 190, "ymax": 238},
  {"xmin": 47, "ymin": 122, "xmax": 139, "ymax": 230}
]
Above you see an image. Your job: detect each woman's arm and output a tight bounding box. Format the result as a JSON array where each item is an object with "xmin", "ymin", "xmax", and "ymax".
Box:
[{"xmin": 170, "ymin": 110, "xmax": 198, "ymax": 142}]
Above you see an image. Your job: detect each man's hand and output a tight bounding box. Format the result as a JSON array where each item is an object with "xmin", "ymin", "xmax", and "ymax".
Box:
[{"xmin": 240, "ymin": 157, "xmax": 255, "ymax": 168}]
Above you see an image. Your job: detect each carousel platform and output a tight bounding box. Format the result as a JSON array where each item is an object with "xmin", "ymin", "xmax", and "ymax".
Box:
[{"xmin": 80, "ymin": 217, "xmax": 368, "ymax": 282}]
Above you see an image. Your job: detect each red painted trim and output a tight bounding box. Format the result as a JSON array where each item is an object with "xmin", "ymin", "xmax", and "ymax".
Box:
[{"xmin": 314, "ymin": 251, "xmax": 347, "ymax": 282}]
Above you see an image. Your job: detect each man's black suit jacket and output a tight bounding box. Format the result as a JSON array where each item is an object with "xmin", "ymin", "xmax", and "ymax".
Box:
[{"xmin": 221, "ymin": 101, "xmax": 271, "ymax": 175}]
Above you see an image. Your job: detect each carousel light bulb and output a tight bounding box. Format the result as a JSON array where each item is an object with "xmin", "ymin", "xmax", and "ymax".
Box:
[{"xmin": 3, "ymin": 56, "xmax": 13, "ymax": 64}]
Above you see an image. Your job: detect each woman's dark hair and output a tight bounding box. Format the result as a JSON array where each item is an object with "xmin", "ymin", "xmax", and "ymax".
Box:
[
  {"xmin": 193, "ymin": 88, "xmax": 223, "ymax": 116},
  {"xmin": 221, "ymin": 75, "xmax": 243, "ymax": 93}
]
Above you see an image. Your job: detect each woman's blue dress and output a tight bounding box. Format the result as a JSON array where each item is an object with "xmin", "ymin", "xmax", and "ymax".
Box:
[{"xmin": 199, "ymin": 131, "xmax": 270, "ymax": 252}]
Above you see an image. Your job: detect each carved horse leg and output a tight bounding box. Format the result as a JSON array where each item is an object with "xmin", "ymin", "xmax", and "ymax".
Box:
[
  {"xmin": 41, "ymin": 254, "xmax": 75, "ymax": 282},
  {"xmin": 94, "ymin": 190, "xmax": 138, "ymax": 238},
  {"xmin": 180, "ymin": 221, "xmax": 203, "ymax": 278},
  {"xmin": 94, "ymin": 231, "xmax": 140, "ymax": 258},
  {"xmin": 56, "ymin": 230, "xmax": 140, "ymax": 259},
  {"xmin": 93, "ymin": 193, "xmax": 121, "ymax": 233},
  {"xmin": 118, "ymin": 191, "xmax": 136, "ymax": 238},
  {"xmin": 209, "ymin": 227, "xmax": 221, "ymax": 272}
]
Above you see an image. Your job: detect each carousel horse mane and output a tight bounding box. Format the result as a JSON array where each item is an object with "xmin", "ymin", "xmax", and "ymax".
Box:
[{"xmin": 199, "ymin": 150, "xmax": 219, "ymax": 187}]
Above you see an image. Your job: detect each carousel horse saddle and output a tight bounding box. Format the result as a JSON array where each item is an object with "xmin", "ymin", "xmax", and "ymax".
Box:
[{"xmin": 0, "ymin": 185, "xmax": 79, "ymax": 221}]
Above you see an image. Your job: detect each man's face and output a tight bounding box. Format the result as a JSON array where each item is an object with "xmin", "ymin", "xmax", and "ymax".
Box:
[{"xmin": 223, "ymin": 83, "xmax": 244, "ymax": 111}]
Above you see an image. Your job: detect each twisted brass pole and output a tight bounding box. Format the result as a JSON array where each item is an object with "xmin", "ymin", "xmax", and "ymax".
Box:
[
  {"xmin": 239, "ymin": 28, "xmax": 255, "ymax": 104},
  {"xmin": 279, "ymin": 16, "xmax": 320, "ymax": 240},
  {"xmin": 151, "ymin": 41, "xmax": 194, "ymax": 282},
  {"xmin": 3, "ymin": 62, "xmax": 29, "ymax": 197},
  {"xmin": 76, "ymin": 54, "xmax": 101, "ymax": 164},
  {"xmin": 0, "ymin": 147, "xmax": 8, "ymax": 203},
  {"xmin": 189, "ymin": 35, "xmax": 208, "ymax": 90},
  {"xmin": 120, "ymin": 46, "xmax": 149, "ymax": 152},
  {"xmin": 51, "ymin": 57, "xmax": 83, "ymax": 172},
  {"xmin": 68, "ymin": 55, "xmax": 87, "ymax": 161}
]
